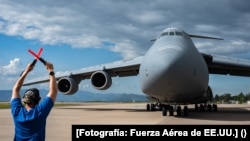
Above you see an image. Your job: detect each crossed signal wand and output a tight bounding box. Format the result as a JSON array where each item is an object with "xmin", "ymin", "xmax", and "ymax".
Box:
[
  {"xmin": 28, "ymin": 48, "xmax": 46, "ymax": 66},
  {"xmin": 20, "ymin": 48, "xmax": 47, "ymax": 76}
]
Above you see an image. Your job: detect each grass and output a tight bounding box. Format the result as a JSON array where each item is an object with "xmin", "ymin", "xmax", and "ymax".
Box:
[
  {"xmin": 0, "ymin": 101, "xmax": 141, "ymax": 109},
  {"xmin": 0, "ymin": 102, "xmax": 81, "ymax": 109},
  {"xmin": 0, "ymin": 103, "xmax": 10, "ymax": 109}
]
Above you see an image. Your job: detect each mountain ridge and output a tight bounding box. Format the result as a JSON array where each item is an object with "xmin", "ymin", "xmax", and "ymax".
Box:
[{"xmin": 0, "ymin": 89, "xmax": 149, "ymax": 102}]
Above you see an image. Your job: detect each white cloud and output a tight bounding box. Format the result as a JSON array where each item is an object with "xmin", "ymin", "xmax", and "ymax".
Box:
[
  {"xmin": 195, "ymin": 25, "xmax": 219, "ymax": 33},
  {"xmin": 113, "ymin": 39, "xmax": 142, "ymax": 59},
  {"xmin": 0, "ymin": 58, "xmax": 22, "ymax": 75},
  {"xmin": 0, "ymin": 0, "xmax": 250, "ymax": 94},
  {"xmin": 197, "ymin": 39, "xmax": 250, "ymax": 56},
  {"xmin": 0, "ymin": 0, "xmax": 249, "ymax": 59},
  {"xmin": 128, "ymin": 11, "xmax": 165, "ymax": 25}
]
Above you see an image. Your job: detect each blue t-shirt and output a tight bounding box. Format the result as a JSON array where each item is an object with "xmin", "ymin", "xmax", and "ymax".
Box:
[{"xmin": 11, "ymin": 96, "xmax": 54, "ymax": 141}]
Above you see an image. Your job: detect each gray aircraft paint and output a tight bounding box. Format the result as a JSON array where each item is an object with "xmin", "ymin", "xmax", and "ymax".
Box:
[{"xmin": 139, "ymin": 28, "xmax": 208, "ymax": 104}]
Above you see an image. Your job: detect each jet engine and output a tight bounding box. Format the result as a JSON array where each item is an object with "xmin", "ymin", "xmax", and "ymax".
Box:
[
  {"xmin": 90, "ymin": 71, "xmax": 112, "ymax": 90},
  {"xmin": 57, "ymin": 77, "xmax": 79, "ymax": 95}
]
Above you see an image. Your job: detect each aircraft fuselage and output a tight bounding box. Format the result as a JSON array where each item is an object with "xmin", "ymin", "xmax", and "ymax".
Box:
[{"xmin": 139, "ymin": 28, "xmax": 209, "ymax": 104}]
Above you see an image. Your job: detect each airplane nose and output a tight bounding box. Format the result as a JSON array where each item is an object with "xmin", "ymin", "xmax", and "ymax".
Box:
[
  {"xmin": 139, "ymin": 43, "xmax": 208, "ymax": 101},
  {"xmin": 139, "ymin": 45, "xmax": 182, "ymax": 94}
]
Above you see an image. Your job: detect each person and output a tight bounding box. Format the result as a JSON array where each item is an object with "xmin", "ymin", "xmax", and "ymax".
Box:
[{"xmin": 10, "ymin": 61, "xmax": 58, "ymax": 141}]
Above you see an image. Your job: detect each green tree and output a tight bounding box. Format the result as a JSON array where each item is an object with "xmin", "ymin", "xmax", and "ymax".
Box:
[
  {"xmin": 237, "ymin": 92, "xmax": 246, "ymax": 104},
  {"xmin": 245, "ymin": 93, "xmax": 250, "ymax": 101},
  {"xmin": 220, "ymin": 93, "xmax": 231, "ymax": 103},
  {"xmin": 213, "ymin": 94, "xmax": 220, "ymax": 103}
]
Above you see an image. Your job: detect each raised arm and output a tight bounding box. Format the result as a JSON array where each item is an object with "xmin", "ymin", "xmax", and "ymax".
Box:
[
  {"xmin": 45, "ymin": 61, "xmax": 58, "ymax": 103},
  {"xmin": 12, "ymin": 63, "xmax": 34, "ymax": 100}
]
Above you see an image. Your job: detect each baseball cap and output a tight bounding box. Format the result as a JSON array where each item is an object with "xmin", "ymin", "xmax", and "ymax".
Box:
[{"xmin": 22, "ymin": 88, "xmax": 41, "ymax": 104}]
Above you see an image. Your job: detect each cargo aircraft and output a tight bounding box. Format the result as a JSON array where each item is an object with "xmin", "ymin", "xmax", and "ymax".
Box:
[{"xmin": 23, "ymin": 27, "xmax": 250, "ymax": 117}]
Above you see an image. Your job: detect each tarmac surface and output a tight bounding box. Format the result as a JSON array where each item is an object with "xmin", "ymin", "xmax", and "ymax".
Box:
[{"xmin": 0, "ymin": 102, "xmax": 250, "ymax": 140}]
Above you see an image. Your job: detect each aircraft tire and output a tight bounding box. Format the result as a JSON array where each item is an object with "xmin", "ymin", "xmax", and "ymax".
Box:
[
  {"xmin": 162, "ymin": 106, "xmax": 167, "ymax": 116},
  {"xmin": 150, "ymin": 103, "xmax": 155, "ymax": 111},
  {"xmin": 195, "ymin": 104, "xmax": 198, "ymax": 112},
  {"xmin": 176, "ymin": 106, "xmax": 181, "ymax": 116},
  {"xmin": 169, "ymin": 106, "xmax": 174, "ymax": 116},
  {"xmin": 213, "ymin": 104, "xmax": 218, "ymax": 112},
  {"xmin": 200, "ymin": 104, "xmax": 205, "ymax": 112},
  {"xmin": 146, "ymin": 104, "xmax": 150, "ymax": 111},
  {"xmin": 207, "ymin": 104, "xmax": 212, "ymax": 112},
  {"xmin": 183, "ymin": 106, "xmax": 188, "ymax": 116}
]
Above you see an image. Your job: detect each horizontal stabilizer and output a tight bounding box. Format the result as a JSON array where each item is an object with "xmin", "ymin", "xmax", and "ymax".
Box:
[{"xmin": 189, "ymin": 34, "xmax": 224, "ymax": 40}]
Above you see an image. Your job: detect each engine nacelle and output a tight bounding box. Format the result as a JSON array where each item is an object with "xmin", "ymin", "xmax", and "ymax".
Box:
[
  {"xmin": 57, "ymin": 77, "xmax": 79, "ymax": 95},
  {"xmin": 90, "ymin": 71, "xmax": 112, "ymax": 90}
]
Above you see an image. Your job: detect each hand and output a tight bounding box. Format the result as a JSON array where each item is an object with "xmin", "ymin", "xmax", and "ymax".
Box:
[
  {"xmin": 25, "ymin": 63, "xmax": 35, "ymax": 73},
  {"xmin": 45, "ymin": 61, "xmax": 54, "ymax": 72}
]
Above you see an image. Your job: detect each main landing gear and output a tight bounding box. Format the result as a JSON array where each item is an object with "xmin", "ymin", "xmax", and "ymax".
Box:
[
  {"xmin": 146, "ymin": 102, "xmax": 218, "ymax": 117},
  {"xmin": 146, "ymin": 103, "xmax": 188, "ymax": 117},
  {"xmin": 194, "ymin": 103, "xmax": 218, "ymax": 112},
  {"xmin": 161, "ymin": 105, "xmax": 189, "ymax": 117}
]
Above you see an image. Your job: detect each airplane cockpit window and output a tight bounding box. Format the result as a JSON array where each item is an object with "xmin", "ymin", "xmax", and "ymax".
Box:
[
  {"xmin": 169, "ymin": 32, "xmax": 175, "ymax": 36},
  {"xmin": 160, "ymin": 32, "xmax": 168, "ymax": 37},
  {"xmin": 160, "ymin": 31, "xmax": 183, "ymax": 38},
  {"xmin": 175, "ymin": 32, "xmax": 183, "ymax": 36}
]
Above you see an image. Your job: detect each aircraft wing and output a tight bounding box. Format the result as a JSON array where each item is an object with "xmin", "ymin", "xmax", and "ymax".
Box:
[
  {"xmin": 23, "ymin": 56, "xmax": 143, "ymax": 86},
  {"xmin": 202, "ymin": 53, "xmax": 250, "ymax": 76}
]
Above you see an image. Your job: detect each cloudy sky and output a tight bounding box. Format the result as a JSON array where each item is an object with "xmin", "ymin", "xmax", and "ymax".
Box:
[{"xmin": 0, "ymin": 0, "xmax": 250, "ymax": 96}]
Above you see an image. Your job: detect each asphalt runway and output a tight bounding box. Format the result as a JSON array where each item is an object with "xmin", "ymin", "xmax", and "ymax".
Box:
[{"xmin": 0, "ymin": 102, "xmax": 250, "ymax": 140}]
